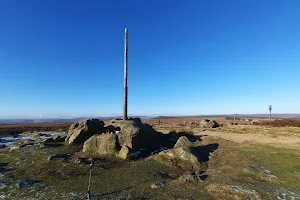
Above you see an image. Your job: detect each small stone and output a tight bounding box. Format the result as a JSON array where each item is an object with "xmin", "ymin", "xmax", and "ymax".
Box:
[
  {"xmin": 178, "ymin": 171, "xmax": 198, "ymax": 183},
  {"xmin": 47, "ymin": 154, "xmax": 67, "ymax": 161},
  {"xmin": 15, "ymin": 158, "xmax": 26, "ymax": 166},
  {"xmin": 19, "ymin": 139, "xmax": 35, "ymax": 148},
  {"xmin": 74, "ymin": 158, "xmax": 81, "ymax": 164},
  {"xmin": 151, "ymin": 182, "xmax": 165, "ymax": 189}
]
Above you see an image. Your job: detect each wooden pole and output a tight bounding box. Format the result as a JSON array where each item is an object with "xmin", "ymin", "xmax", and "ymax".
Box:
[{"xmin": 123, "ymin": 28, "xmax": 128, "ymax": 120}]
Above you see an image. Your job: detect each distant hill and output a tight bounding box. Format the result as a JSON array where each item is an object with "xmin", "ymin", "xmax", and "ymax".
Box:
[
  {"xmin": 0, "ymin": 118, "xmax": 85, "ymax": 124},
  {"xmin": 231, "ymin": 114, "xmax": 300, "ymax": 119},
  {"xmin": 0, "ymin": 116, "xmax": 152, "ymax": 124},
  {"xmin": 154, "ymin": 114, "xmax": 300, "ymax": 119}
]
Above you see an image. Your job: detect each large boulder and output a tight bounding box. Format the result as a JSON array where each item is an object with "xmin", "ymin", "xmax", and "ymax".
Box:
[
  {"xmin": 174, "ymin": 136, "xmax": 192, "ymax": 148},
  {"xmin": 66, "ymin": 119, "xmax": 104, "ymax": 144},
  {"xmin": 200, "ymin": 119, "xmax": 219, "ymax": 128},
  {"xmin": 83, "ymin": 134, "xmax": 120, "ymax": 155},
  {"xmin": 105, "ymin": 118, "xmax": 163, "ymax": 152},
  {"xmin": 152, "ymin": 146, "xmax": 200, "ymax": 170}
]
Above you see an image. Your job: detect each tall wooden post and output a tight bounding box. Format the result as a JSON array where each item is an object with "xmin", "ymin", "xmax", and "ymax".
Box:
[{"xmin": 123, "ymin": 28, "xmax": 128, "ymax": 120}]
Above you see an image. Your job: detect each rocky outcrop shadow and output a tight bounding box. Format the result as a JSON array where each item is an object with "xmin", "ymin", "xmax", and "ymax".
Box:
[{"xmin": 190, "ymin": 143, "xmax": 219, "ymax": 162}]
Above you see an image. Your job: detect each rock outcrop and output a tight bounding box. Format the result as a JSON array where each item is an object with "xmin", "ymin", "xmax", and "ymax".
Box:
[
  {"xmin": 83, "ymin": 134, "xmax": 120, "ymax": 155},
  {"xmin": 105, "ymin": 118, "xmax": 163, "ymax": 152},
  {"xmin": 65, "ymin": 119, "xmax": 104, "ymax": 144},
  {"xmin": 79, "ymin": 118, "xmax": 163, "ymax": 158},
  {"xmin": 68, "ymin": 118, "xmax": 212, "ymax": 166},
  {"xmin": 153, "ymin": 146, "xmax": 200, "ymax": 170},
  {"xmin": 200, "ymin": 119, "xmax": 219, "ymax": 128}
]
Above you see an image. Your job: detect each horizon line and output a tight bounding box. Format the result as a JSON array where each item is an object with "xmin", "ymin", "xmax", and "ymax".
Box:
[{"xmin": 1, "ymin": 113, "xmax": 300, "ymax": 120}]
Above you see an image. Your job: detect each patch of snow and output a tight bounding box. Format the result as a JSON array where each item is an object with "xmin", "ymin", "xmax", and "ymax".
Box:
[
  {"xmin": 16, "ymin": 180, "xmax": 40, "ymax": 188},
  {"xmin": 0, "ymin": 182, "xmax": 7, "ymax": 189},
  {"xmin": 9, "ymin": 146, "xmax": 20, "ymax": 151},
  {"xmin": 247, "ymin": 166, "xmax": 277, "ymax": 179},
  {"xmin": 231, "ymin": 186, "xmax": 261, "ymax": 200},
  {"xmin": 274, "ymin": 188, "xmax": 300, "ymax": 200},
  {"xmin": 0, "ymin": 131, "xmax": 66, "ymax": 149}
]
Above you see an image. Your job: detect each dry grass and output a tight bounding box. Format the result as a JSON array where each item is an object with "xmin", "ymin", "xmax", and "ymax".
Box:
[
  {"xmin": 0, "ymin": 123, "xmax": 72, "ymax": 135},
  {"xmin": 209, "ymin": 124, "xmax": 300, "ymax": 136},
  {"xmin": 255, "ymin": 119, "xmax": 300, "ymax": 127},
  {"xmin": 194, "ymin": 125, "xmax": 300, "ymax": 150}
]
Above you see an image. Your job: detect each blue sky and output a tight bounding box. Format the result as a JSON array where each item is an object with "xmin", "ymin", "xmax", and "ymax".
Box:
[{"xmin": 0, "ymin": 0, "xmax": 300, "ymax": 118}]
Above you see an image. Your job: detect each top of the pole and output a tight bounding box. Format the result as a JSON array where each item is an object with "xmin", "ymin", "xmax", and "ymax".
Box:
[{"xmin": 125, "ymin": 28, "xmax": 128, "ymax": 32}]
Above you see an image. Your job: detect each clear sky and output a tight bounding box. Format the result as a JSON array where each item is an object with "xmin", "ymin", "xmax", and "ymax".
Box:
[{"xmin": 0, "ymin": 0, "xmax": 300, "ymax": 118}]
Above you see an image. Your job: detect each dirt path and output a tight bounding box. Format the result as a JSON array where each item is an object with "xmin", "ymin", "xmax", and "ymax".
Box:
[{"xmin": 194, "ymin": 131, "xmax": 300, "ymax": 150}]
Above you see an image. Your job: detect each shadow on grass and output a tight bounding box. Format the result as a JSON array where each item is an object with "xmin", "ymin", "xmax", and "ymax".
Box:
[
  {"xmin": 191, "ymin": 143, "xmax": 219, "ymax": 162},
  {"xmin": 0, "ymin": 162, "xmax": 12, "ymax": 174},
  {"xmin": 0, "ymin": 162, "xmax": 8, "ymax": 168},
  {"xmin": 164, "ymin": 130, "xmax": 204, "ymax": 150},
  {"xmin": 16, "ymin": 180, "xmax": 41, "ymax": 188},
  {"xmin": 43, "ymin": 142, "xmax": 64, "ymax": 147},
  {"xmin": 124, "ymin": 131, "xmax": 216, "ymax": 161}
]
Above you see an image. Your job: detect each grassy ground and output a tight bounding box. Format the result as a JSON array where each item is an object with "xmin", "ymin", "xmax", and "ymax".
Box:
[
  {"xmin": 202, "ymin": 137, "xmax": 300, "ymax": 199},
  {"xmin": 1, "ymin": 121, "xmax": 300, "ymax": 199}
]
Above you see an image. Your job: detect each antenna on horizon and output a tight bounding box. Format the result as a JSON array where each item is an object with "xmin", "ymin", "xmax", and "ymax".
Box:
[{"xmin": 269, "ymin": 105, "xmax": 272, "ymax": 120}]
